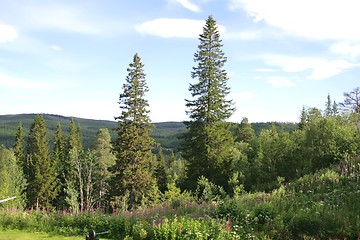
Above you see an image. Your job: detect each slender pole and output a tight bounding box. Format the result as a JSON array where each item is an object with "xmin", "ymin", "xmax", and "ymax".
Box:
[{"xmin": 0, "ymin": 196, "xmax": 16, "ymax": 204}]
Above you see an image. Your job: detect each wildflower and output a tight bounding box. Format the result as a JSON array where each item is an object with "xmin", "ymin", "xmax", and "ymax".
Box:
[{"xmin": 225, "ymin": 216, "xmax": 231, "ymax": 232}]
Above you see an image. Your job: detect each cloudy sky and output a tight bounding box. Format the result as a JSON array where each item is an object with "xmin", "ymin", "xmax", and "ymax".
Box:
[{"xmin": 1, "ymin": 0, "xmax": 359, "ymax": 123}]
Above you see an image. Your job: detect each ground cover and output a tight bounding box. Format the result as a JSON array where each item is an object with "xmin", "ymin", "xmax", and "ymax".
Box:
[{"xmin": 0, "ymin": 229, "xmax": 85, "ymax": 240}]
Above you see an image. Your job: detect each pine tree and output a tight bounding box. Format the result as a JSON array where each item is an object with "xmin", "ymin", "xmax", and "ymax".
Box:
[
  {"xmin": 340, "ymin": 87, "xmax": 360, "ymax": 113},
  {"xmin": 332, "ymin": 101, "xmax": 339, "ymax": 117},
  {"xmin": 154, "ymin": 147, "xmax": 167, "ymax": 193},
  {"xmin": 298, "ymin": 106, "xmax": 307, "ymax": 130},
  {"xmin": 52, "ymin": 123, "xmax": 67, "ymax": 209},
  {"xmin": 92, "ymin": 128, "xmax": 115, "ymax": 209},
  {"xmin": 26, "ymin": 115, "xmax": 59, "ymax": 209},
  {"xmin": 110, "ymin": 53, "xmax": 158, "ymax": 209},
  {"xmin": 236, "ymin": 117, "xmax": 255, "ymax": 143},
  {"xmin": 183, "ymin": 16, "xmax": 235, "ymax": 191},
  {"xmin": 13, "ymin": 122, "xmax": 25, "ymax": 170},
  {"xmin": 67, "ymin": 119, "xmax": 84, "ymax": 212},
  {"xmin": 63, "ymin": 119, "xmax": 84, "ymax": 213},
  {"xmin": 324, "ymin": 94, "xmax": 332, "ymax": 117}
]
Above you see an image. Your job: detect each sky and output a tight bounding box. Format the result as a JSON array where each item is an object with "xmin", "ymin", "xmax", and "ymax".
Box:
[{"xmin": 0, "ymin": 0, "xmax": 359, "ymax": 123}]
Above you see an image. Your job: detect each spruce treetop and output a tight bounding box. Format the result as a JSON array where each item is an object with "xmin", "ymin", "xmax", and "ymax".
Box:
[
  {"xmin": 117, "ymin": 53, "xmax": 151, "ymax": 125},
  {"xmin": 186, "ymin": 15, "xmax": 234, "ymax": 124}
]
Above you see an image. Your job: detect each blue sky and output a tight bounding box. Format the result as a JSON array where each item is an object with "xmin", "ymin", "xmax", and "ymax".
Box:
[{"xmin": 0, "ymin": 0, "xmax": 359, "ymax": 123}]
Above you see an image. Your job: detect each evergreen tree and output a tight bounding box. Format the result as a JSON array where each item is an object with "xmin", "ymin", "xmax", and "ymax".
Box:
[
  {"xmin": 92, "ymin": 128, "xmax": 116, "ymax": 209},
  {"xmin": 183, "ymin": 16, "xmax": 235, "ymax": 191},
  {"xmin": 298, "ymin": 106, "xmax": 307, "ymax": 130},
  {"xmin": 168, "ymin": 150, "xmax": 176, "ymax": 167},
  {"xmin": 13, "ymin": 122, "xmax": 26, "ymax": 171},
  {"xmin": 332, "ymin": 101, "xmax": 339, "ymax": 117},
  {"xmin": 26, "ymin": 115, "xmax": 58, "ymax": 209},
  {"xmin": 340, "ymin": 87, "xmax": 360, "ymax": 113},
  {"xmin": 110, "ymin": 53, "xmax": 158, "ymax": 209},
  {"xmin": 52, "ymin": 123, "xmax": 67, "ymax": 209},
  {"xmin": 64, "ymin": 119, "xmax": 84, "ymax": 213},
  {"xmin": 324, "ymin": 94, "xmax": 332, "ymax": 117},
  {"xmin": 236, "ymin": 117, "xmax": 255, "ymax": 143},
  {"xmin": 154, "ymin": 147, "xmax": 167, "ymax": 193}
]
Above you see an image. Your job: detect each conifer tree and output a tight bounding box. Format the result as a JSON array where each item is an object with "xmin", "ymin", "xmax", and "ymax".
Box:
[
  {"xmin": 92, "ymin": 128, "xmax": 115, "ymax": 209},
  {"xmin": 340, "ymin": 87, "xmax": 360, "ymax": 113},
  {"xmin": 52, "ymin": 123, "xmax": 67, "ymax": 209},
  {"xmin": 13, "ymin": 122, "xmax": 25, "ymax": 170},
  {"xmin": 183, "ymin": 16, "xmax": 235, "ymax": 190},
  {"xmin": 298, "ymin": 106, "xmax": 307, "ymax": 130},
  {"xmin": 324, "ymin": 94, "xmax": 333, "ymax": 117},
  {"xmin": 63, "ymin": 119, "xmax": 84, "ymax": 213},
  {"xmin": 26, "ymin": 115, "xmax": 58, "ymax": 209},
  {"xmin": 110, "ymin": 53, "xmax": 158, "ymax": 209},
  {"xmin": 332, "ymin": 101, "xmax": 339, "ymax": 117},
  {"xmin": 67, "ymin": 119, "xmax": 85, "ymax": 212},
  {"xmin": 154, "ymin": 147, "xmax": 167, "ymax": 192},
  {"xmin": 236, "ymin": 117, "xmax": 255, "ymax": 143}
]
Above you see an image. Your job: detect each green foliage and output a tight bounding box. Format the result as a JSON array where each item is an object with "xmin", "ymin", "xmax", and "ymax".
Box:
[
  {"xmin": 235, "ymin": 118, "xmax": 255, "ymax": 143},
  {"xmin": 183, "ymin": 16, "xmax": 235, "ymax": 192},
  {"xmin": 0, "ymin": 146, "xmax": 26, "ymax": 209},
  {"xmin": 154, "ymin": 147, "xmax": 167, "ymax": 193},
  {"xmin": 0, "ymin": 156, "xmax": 359, "ymax": 239},
  {"xmin": 92, "ymin": 128, "xmax": 116, "ymax": 209},
  {"xmin": 110, "ymin": 53, "xmax": 158, "ymax": 209},
  {"xmin": 195, "ymin": 176, "xmax": 225, "ymax": 203},
  {"xmin": 26, "ymin": 115, "xmax": 59, "ymax": 209}
]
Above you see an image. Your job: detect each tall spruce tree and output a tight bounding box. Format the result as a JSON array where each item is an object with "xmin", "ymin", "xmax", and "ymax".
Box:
[
  {"xmin": 92, "ymin": 128, "xmax": 115, "ymax": 209},
  {"xmin": 52, "ymin": 123, "xmax": 67, "ymax": 209},
  {"xmin": 154, "ymin": 147, "xmax": 167, "ymax": 193},
  {"xmin": 110, "ymin": 53, "xmax": 158, "ymax": 209},
  {"xmin": 13, "ymin": 122, "xmax": 25, "ymax": 170},
  {"xmin": 26, "ymin": 115, "xmax": 58, "ymax": 209},
  {"xmin": 183, "ymin": 16, "xmax": 235, "ymax": 191}
]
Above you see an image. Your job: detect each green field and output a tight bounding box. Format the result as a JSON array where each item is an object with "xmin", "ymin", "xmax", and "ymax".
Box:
[{"xmin": 0, "ymin": 230, "xmax": 84, "ymax": 240}]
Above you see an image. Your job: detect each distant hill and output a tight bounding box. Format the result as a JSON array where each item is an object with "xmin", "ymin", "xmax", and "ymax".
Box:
[
  {"xmin": 0, "ymin": 114, "xmax": 298, "ymax": 152},
  {"xmin": 0, "ymin": 114, "xmax": 186, "ymax": 152}
]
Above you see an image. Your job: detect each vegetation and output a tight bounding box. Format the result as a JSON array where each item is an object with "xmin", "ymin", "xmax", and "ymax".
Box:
[
  {"xmin": 183, "ymin": 16, "xmax": 235, "ymax": 191},
  {"xmin": 0, "ymin": 16, "xmax": 359, "ymax": 239},
  {"xmin": 109, "ymin": 53, "xmax": 158, "ymax": 209}
]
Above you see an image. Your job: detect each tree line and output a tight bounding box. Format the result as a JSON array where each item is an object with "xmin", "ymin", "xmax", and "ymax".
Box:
[{"xmin": 1, "ymin": 16, "xmax": 360, "ymax": 212}]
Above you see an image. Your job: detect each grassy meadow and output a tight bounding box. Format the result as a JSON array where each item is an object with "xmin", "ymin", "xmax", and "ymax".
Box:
[{"xmin": 1, "ymin": 156, "xmax": 359, "ymax": 240}]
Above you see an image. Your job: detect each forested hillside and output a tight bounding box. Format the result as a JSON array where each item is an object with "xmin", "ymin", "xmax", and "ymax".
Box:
[
  {"xmin": 0, "ymin": 114, "xmax": 297, "ymax": 151},
  {"xmin": 1, "ymin": 16, "xmax": 359, "ymax": 239}
]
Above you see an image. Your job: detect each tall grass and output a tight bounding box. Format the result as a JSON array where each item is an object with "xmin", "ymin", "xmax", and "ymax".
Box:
[{"xmin": 1, "ymin": 157, "xmax": 359, "ymax": 239}]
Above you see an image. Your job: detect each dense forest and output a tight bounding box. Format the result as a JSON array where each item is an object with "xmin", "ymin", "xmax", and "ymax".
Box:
[
  {"xmin": 1, "ymin": 16, "xmax": 359, "ymax": 239},
  {"xmin": 0, "ymin": 114, "xmax": 297, "ymax": 153}
]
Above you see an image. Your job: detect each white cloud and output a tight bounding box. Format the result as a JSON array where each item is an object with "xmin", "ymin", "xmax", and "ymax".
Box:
[
  {"xmin": 50, "ymin": 45, "xmax": 62, "ymax": 51},
  {"xmin": 267, "ymin": 76, "xmax": 296, "ymax": 88},
  {"xmin": 174, "ymin": 0, "xmax": 201, "ymax": 12},
  {"xmin": 230, "ymin": 0, "xmax": 360, "ymax": 40},
  {"xmin": 330, "ymin": 42, "xmax": 360, "ymax": 58},
  {"xmin": 0, "ymin": 23, "xmax": 18, "ymax": 43},
  {"xmin": 255, "ymin": 68, "xmax": 277, "ymax": 72},
  {"xmin": 0, "ymin": 73, "xmax": 76, "ymax": 90},
  {"xmin": 14, "ymin": 4, "xmax": 104, "ymax": 35},
  {"xmin": 135, "ymin": 18, "xmax": 226, "ymax": 38},
  {"xmin": 264, "ymin": 55, "xmax": 360, "ymax": 80},
  {"xmin": 223, "ymin": 31, "xmax": 261, "ymax": 40}
]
